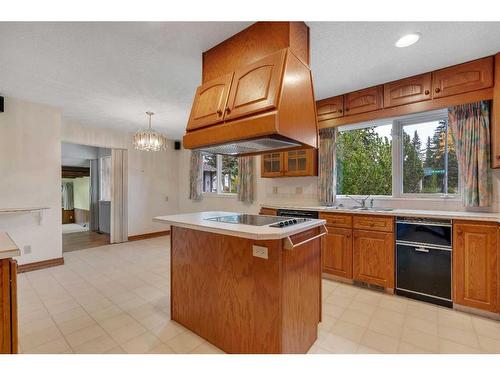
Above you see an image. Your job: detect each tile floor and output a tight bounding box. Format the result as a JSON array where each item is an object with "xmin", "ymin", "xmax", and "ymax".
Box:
[{"xmin": 18, "ymin": 236, "xmax": 500, "ymax": 354}]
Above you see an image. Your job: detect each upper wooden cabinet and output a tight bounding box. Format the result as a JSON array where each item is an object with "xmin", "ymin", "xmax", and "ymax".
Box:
[
  {"xmin": 322, "ymin": 226, "xmax": 353, "ymax": 279},
  {"xmin": 353, "ymin": 229, "xmax": 394, "ymax": 289},
  {"xmin": 344, "ymin": 86, "xmax": 383, "ymax": 115},
  {"xmin": 453, "ymin": 221, "xmax": 498, "ymax": 312},
  {"xmin": 261, "ymin": 149, "xmax": 317, "ymax": 178},
  {"xmin": 224, "ymin": 49, "xmax": 286, "ymax": 121},
  {"xmin": 384, "ymin": 73, "xmax": 432, "ymax": 108},
  {"xmin": 261, "ymin": 152, "xmax": 284, "ymax": 177},
  {"xmin": 187, "ymin": 73, "xmax": 233, "ymax": 130},
  {"xmin": 432, "ymin": 56, "xmax": 494, "ymax": 99},
  {"xmin": 283, "ymin": 149, "xmax": 317, "ymax": 177},
  {"xmin": 316, "ymin": 96, "xmax": 344, "ymax": 121}
]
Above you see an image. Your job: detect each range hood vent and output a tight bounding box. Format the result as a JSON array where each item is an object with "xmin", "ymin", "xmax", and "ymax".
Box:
[
  {"xmin": 183, "ymin": 22, "xmax": 318, "ymax": 156},
  {"xmin": 195, "ymin": 137, "xmax": 302, "ymax": 156}
]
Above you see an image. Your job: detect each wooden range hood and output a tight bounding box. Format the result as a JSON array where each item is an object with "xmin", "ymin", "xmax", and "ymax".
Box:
[{"xmin": 182, "ymin": 22, "xmax": 318, "ymax": 156}]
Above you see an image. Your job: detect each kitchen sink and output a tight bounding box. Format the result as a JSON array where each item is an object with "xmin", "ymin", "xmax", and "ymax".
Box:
[{"xmin": 323, "ymin": 206, "xmax": 394, "ymax": 212}]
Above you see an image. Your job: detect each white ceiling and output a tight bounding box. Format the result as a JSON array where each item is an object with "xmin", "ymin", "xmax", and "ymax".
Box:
[{"xmin": 0, "ymin": 22, "xmax": 499, "ymax": 139}]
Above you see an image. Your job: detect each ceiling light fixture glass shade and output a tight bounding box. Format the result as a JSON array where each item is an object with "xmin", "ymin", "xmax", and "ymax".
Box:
[
  {"xmin": 133, "ymin": 111, "xmax": 167, "ymax": 151},
  {"xmin": 395, "ymin": 33, "xmax": 421, "ymax": 48}
]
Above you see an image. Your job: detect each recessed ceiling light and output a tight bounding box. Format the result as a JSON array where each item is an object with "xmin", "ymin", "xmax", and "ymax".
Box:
[{"xmin": 395, "ymin": 33, "xmax": 421, "ymax": 48}]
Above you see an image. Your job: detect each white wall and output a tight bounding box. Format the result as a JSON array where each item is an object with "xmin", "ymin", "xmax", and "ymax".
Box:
[
  {"xmin": 61, "ymin": 120, "xmax": 180, "ymax": 236},
  {"xmin": 177, "ymin": 149, "xmax": 500, "ymax": 214},
  {"xmin": 0, "ymin": 97, "xmax": 62, "ymax": 265}
]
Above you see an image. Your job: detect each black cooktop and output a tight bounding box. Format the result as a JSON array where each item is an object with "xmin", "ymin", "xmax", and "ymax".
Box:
[
  {"xmin": 206, "ymin": 214, "xmax": 282, "ymax": 226},
  {"xmin": 205, "ymin": 214, "xmax": 309, "ymax": 227}
]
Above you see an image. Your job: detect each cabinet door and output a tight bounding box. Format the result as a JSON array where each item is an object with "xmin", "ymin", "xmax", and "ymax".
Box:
[
  {"xmin": 432, "ymin": 56, "xmax": 493, "ymax": 98},
  {"xmin": 187, "ymin": 72, "xmax": 233, "ymax": 130},
  {"xmin": 284, "ymin": 149, "xmax": 317, "ymax": 177},
  {"xmin": 261, "ymin": 152, "xmax": 284, "ymax": 177},
  {"xmin": 345, "ymin": 86, "xmax": 384, "ymax": 115},
  {"xmin": 224, "ymin": 49, "xmax": 287, "ymax": 121},
  {"xmin": 453, "ymin": 221, "xmax": 498, "ymax": 312},
  {"xmin": 353, "ymin": 230, "xmax": 394, "ymax": 288},
  {"xmin": 316, "ymin": 96, "xmax": 344, "ymax": 121},
  {"xmin": 322, "ymin": 226, "xmax": 353, "ymax": 279},
  {"xmin": 384, "ymin": 73, "xmax": 432, "ymax": 108}
]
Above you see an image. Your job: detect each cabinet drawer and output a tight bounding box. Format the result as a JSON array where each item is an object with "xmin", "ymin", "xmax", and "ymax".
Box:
[
  {"xmin": 319, "ymin": 213, "xmax": 352, "ymax": 228},
  {"xmin": 259, "ymin": 207, "xmax": 277, "ymax": 216},
  {"xmin": 353, "ymin": 215, "xmax": 393, "ymax": 232}
]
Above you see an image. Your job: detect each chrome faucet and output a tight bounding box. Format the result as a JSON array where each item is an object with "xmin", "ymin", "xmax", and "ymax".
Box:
[{"xmin": 346, "ymin": 195, "xmax": 371, "ymax": 208}]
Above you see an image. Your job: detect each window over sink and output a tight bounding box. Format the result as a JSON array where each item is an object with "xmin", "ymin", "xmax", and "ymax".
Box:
[
  {"xmin": 336, "ymin": 109, "xmax": 460, "ymax": 198},
  {"xmin": 202, "ymin": 153, "xmax": 239, "ymax": 195}
]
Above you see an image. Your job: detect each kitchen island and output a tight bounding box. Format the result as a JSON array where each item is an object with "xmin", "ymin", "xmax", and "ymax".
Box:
[{"xmin": 153, "ymin": 211, "xmax": 326, "ymax": 354}]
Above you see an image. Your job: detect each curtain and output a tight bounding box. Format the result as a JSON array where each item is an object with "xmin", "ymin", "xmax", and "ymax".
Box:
[
  {"xmin": 189, "ymin": 151, "xmax": 203, "ymax": 201},
  {"xmin": 61, "ymin": 182, "xmax": 74, "ymax": 210},
  {"xmin": 318, "ymin": 127, "xmax": 337, "ymax": 205},
  {"xmin": 237, "ymin": 156, "xmax": 254, "ymax": 204},
  {"xmin": 448, "ymin": 101, "xmax": 492, "ymax": 207},
  {"xmin": 110, "ymin": 149, "xmax": 128, "ymax": 243}
]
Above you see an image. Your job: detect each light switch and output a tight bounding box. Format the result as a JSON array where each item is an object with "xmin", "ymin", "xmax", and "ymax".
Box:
[{"xmin": 252, "ymin": 245, "xmax": 268, "ymax": 259}]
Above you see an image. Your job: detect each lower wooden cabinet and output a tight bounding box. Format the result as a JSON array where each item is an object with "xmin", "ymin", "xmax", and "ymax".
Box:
[
  {"xmin": 0, "ymin": 259, "xmax": 17, "ymax": 354},
  {"xmin": 322, "ymin": 226, "xmax": 352, "ymax": 279},
  {"xmin": 353, "ymin": 230, "xmax": 394, "ymax": 289},
  {"xmin": 453, "ymin": 221, "xmax": 498, "ymax": 312}
]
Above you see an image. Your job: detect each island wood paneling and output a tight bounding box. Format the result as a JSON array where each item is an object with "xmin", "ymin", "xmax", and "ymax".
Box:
[
  {"xmin": 281, "ymin": 226, "xmax": 321, "ymax": 353},
  {"xmin": 170, "ymin": 225, "xmax": 321, "ymax": 353},
  {"xmin": 0, "ymin": 259, "xmax": 17, "ymax": 354}
]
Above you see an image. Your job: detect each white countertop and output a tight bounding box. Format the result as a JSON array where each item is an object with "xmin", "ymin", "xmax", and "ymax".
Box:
[
  {"xmin": 153, "ymin": 211, "xmax": 326, "ymax": 240},
  {"xmin": 0, "ymin": 232, "xmax": 21, "ymax": 259},
  {"xmin": 261, "ymin": 203, "xmax": 500, "ymax": 223}
]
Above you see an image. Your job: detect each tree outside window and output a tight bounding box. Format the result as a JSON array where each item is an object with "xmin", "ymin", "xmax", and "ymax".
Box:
[
  {"xmin": 202, "ymin": 153, "xmax": 238, "ymax": 194},
  {"xmin": 336, "ymin": 110, "xmax": 459, "ymax": 198}
]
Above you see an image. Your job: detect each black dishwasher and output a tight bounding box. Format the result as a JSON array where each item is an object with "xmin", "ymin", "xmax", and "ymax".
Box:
[{"xmin": 396, "ymin": 217, "xmax": 452, "ymax": 308}]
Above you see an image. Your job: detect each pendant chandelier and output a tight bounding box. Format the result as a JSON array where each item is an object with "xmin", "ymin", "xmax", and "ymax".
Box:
[{"xmin": 133, "ymin": 111, "xmax": 167, "ymax": 151}]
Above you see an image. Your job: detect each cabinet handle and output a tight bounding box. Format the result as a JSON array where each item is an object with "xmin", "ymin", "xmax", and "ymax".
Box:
[
  {"xmin": 225, "ymin": 107, "xmax": 231, "ymax": 114},
  {"xmin": 424, "ymin": 89, "xmax": 430, "ymax": 95},
  {"xmin": 338, "ymin": 109, "xmax": 343, "ymax": 114},
  {"xmin": 345, "ymin": 108, "xmax": 349, "ymax": 112},
  {"xmin": 435, "ymin": 88, "xmax": 441, "ymax": 93},
  {"xmin": 217, "ymin": 109, "xmax": 223, "ymax": 116}
]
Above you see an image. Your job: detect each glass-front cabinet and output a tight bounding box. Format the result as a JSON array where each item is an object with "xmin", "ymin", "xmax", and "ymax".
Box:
[{"xmin": 261, "ymin": 149, "xmax": 317, "ymax": 178}]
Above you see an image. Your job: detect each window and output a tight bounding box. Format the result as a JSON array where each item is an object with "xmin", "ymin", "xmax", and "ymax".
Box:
[
  {"xmin": 202, "ymin": 153, "xmax": 239, "ymax": 194},
  {"xmin": 336, "ymin": 123, "xmax": 393, "ymax": 195},
  {"xmin": 401, "ymin": 119, "xmax": 458, "ymax": 195},
  {"xmin": 336, "ymin": 109, "xmax": 460, "ymax": 198},
  {"xmin": 99, "ymin": 156, "xmax": 111, "ymax": 201}
]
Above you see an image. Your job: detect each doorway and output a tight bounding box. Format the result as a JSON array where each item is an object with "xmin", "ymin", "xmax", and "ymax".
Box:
[{"xmin": 61, "ymin": 143, "xmax": 112, "ymax": 252}]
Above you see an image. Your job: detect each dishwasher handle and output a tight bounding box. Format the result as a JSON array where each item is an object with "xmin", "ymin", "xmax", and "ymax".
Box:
[{"xmin": 414, "ymin": 247, "xmax": 430, "ymax": 253}]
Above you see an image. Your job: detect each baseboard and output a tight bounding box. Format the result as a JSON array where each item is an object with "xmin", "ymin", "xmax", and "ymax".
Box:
[
  {"xmin": 128, "ymin": 230, "xmax": 170, "ymax": 241},
  {"xmin": 18, "ymin": 257, "xmax": 65, "ymax": 273}
]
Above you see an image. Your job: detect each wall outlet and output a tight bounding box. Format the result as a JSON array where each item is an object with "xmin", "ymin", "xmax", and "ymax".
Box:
[
  {"xmin": 272, "ymin": 186, "xmax": 278, "ymax": 195},
  {"xmin": 295, "ymin": 187, "xmax": 303, "ymax": 195},
  {"xmin": 252, "ymin": 245, "xmax": 268, "ymax": 259},
  {"xmin": 24, "ymin": 245, "xmax": 32, "ymax": 254}
]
